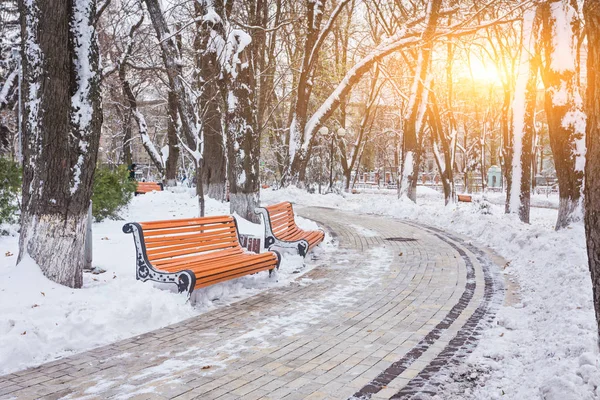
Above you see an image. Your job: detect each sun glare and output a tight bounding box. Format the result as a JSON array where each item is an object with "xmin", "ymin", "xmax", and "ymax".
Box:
[{"xmin": 468, "ymin": 58, "xmax": 502, "ymax": 85}]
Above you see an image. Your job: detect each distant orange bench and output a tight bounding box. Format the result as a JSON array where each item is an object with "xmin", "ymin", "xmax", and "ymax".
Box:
[
  {"xmin": 136, "ymin": 181, "xmax": 163, "ymax": 194},
  {"xmin": 457, "ymin": 194, "xmax": 472, "ymax": 202},
  {"xmin": 255, "ymin": 201, "xmax": 324, "ymax": 257},
  {"xmin": 123, "ymin": 215, "xmax": 281, "ymax": 296}
]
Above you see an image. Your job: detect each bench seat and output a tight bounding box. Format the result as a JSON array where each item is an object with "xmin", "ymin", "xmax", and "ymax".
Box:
[
  {"xmin": 255, "ymin": 201, "xmax": 324, "ymax": 257},
  {"xmin": 136, "ymin": 182, "xmax": 163, "ymax": 194},
  {"xmin": 123, "ymin": 215, "xmax": 281, "ymax": 295}
]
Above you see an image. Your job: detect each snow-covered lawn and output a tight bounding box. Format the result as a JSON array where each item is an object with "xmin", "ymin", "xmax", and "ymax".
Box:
[
  {"xmin": 1, "ymin": 186, "xmax": 598, "ymax": 399},
  {"xmin": 0, "ymin": 189, "xmax": 334, "ymax": 375},
  {"xmin": 262, "ymin": 186, "xmax": 599, "ymax": 400}
]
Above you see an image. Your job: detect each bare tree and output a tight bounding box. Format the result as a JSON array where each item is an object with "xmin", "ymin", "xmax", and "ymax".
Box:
[
  {"xmin": 194, "ymin": 0, "xmax": 226, "ymax": 200},
  {"xmin": 584, "ymin": 0, "xmax": 600, "ymax": 340},
  {"xmin": 143, "ymin": 0, "xmax": 206, "ymax": 214},
  {"xmin": 507, "ymin": 7, "xmax": 542, "ymax": 223},
  {"xmin": 18, "ymin": 0, "xmax": 102, "ymax": 287},
  {"xmin": 540, "ymin": 0, "xmax": 586, "ymax": 230}
]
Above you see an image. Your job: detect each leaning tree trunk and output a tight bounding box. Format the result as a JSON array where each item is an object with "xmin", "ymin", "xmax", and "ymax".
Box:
[
  {"xmin": 399, "ymin": 0, "xmax": 442, "ymax": 202},
  {"xmin": 144, "ymin": 0, "xmax": 205, "ymax": 213},
  {"xmin": 541, "ymin": 0, "xmax": 586, "ymax": 230},
  {"xmin": 583, "ymin": 0, "xmax": 600, "ymax": 342},
  {"xmin": 18, "ymin": 0, "xmax": 102, "ymax": 288}
]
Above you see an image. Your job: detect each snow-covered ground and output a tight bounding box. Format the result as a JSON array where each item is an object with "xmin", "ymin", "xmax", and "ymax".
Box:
[
  {"xmin": 262, "ymin": 186, "xmax": 599, "ymax": 400},
  {"xmin": 1, "ymin": 186, "xmax": 598, "ymax": 399},
  {"xmin": 0, "ymin": 189, "xmax": 334, "ymax": 375}
]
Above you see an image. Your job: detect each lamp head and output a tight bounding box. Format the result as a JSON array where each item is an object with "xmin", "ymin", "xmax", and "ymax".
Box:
[
  {"xmin": 318, "ymin": 126, "xmax": 329, "ymax": 136},
  {"xmin": 336, "ymin": 128, "xmax": 346, "ymax": 137}
]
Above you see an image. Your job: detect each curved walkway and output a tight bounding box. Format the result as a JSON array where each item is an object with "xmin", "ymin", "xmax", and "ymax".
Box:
[{"xmin": 0, "ymin": 207, "xmax": 505, "ymax": 400}]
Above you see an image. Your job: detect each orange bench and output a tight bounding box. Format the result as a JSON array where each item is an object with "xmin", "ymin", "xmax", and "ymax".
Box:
[
  {"xmin": 255, "ymin": 201, "xmax": 324, "ymax": 257},
  {"xmin": 136, "ymin": 181, "xmax": 163, "ymax": 194},
  {"xmin": 457, "ymin": 194, "xmax": 472, "ymax": 202},
  {"xmin": 123, "ymin": 215, "xmax": 281, "ymax": 296}
]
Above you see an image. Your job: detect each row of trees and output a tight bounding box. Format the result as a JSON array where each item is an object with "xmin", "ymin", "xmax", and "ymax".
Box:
[{"xmin": 3, "ymin": 0, "xmax": 600, "ymax": 339}]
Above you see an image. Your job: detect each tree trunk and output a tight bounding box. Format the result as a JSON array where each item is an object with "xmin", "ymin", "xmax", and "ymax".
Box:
[
  {"xmin": 144, "ymin": 0, "xmax": 204, "ymax": 208},
  {"xmin": 196, "ymin": 162, "xmax": 205, "ymax": 217},
  {"xmin": 501, "ymin": 87, "xmax": 513, "ymax": 213},
  {"xmin": 285, "ymin": 0, "xmax": 351, "ymax": 186},
  {"xmin": 399, "ymin": 0, "xmax": 443, "ymax": 202},
  {"xmin": 583, "ymin": 0, "xmax": 600, "ymax": 345},
  {"xmin": 122, "ymin": 109, "xmax": 133, "ymax": 166},
  {"xmin": 540, "ymin": 0, "xmax": 585, "ymax": 230},
  {"xmin": 165, "ymin": 91, "xmax": 179, "ymax": 186},
  {"xmin": 18, "ymin": 0, "xmax": 102, "ymax": 288},
  {"xmin": 121, "ymin": 74, "xmax": 164, "ymax": 175},
  {"xmin": 195, "ymin": 0, "xmax": 226, "ymax": 201},
  {"xmin": 225, "ymin": 5, "xmax": 261, "ymax": 223},
  {"xmin": 508, "ymin": 8, "xmax": 541, "ymax": 223}
]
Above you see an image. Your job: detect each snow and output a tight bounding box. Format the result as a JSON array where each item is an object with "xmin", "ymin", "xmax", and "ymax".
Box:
[
  {"xmin": 549, "ymin": 2, "xmax": 577, "ymax": 73},
  {"xmin": 202, "ymin": 7, "xmax": 221, "ymax": 25},
  {"xmin": 0, "ymin": 189, "xmax": 335, "ymax": 375},
  {"xmin": 399, "ymin": 151, "xmax": 414, "ymax": 198},
  {"xmin": 135, "ymin": 110, "xmax": 165, "ymax": 169},
  {"xmin": 0, "ymin": 67, "xmax": 17, "ymax": 106},
  {"xmin": 69, "ymin": 0, "xmax": 97, "ymax": 194},
  {"xmin": 261, "ymin": 187, "xmax": 600, "ymax": 399},
  {"xmin": 2, "ymin": 182, "xmax": 598, "ymax": 398},
  {"xmin": 546, "ymin": 1, "xmax": 587, "ymax": 176}
]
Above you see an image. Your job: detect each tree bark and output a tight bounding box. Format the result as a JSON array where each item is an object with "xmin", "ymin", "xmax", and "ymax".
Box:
[
  {"xmin": 18, "ymin": 0, "xmax": 102, "ymax": 288},
  {"xmin": 583, "ymin": 0, "xmax": 600, "ymax": 344},
  {"xmin": 399, "ymin": 0, "xmax": 443, "ymax": 202},
  {"xmin": 507, "ymin": 8, "xmax": 541, "ymax": 223},
  {"xmin": 285, "ymin": 0, "xmax": 351, "ymax": 186},
  {"xmin": 165, "ymin": 91, "xmax": 179, "ymax": 186},
  {"xmin": 428, "ymin": 92, "xmax": 455, "ymax": 205},
  {"xmin": 194, "ymin": 0, "xmax": 226, "ymax": 201},
  {"xmin": 225, "ymin": 2, "xmax": 261, "ymax": 223},
  {"xmin": 144, "ymin": 0, "xmax": 204, "ymax": 212},
  {"xmin": 540, "ymin": 0, "xmax": 585, "ymax": 230}
]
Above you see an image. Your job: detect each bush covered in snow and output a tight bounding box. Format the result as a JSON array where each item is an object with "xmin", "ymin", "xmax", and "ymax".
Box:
[
  {"xmin": 91, "ymin": 165, "xmax": 136, "ymax": 222},
  {"xmin": 0, "ymin": 157, "xmax": 21, "ymax": 227}
]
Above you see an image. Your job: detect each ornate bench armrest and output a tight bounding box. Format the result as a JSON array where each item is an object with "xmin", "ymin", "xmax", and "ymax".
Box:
[
  {"xmin": 123, "ymin": 223, "xmax": 196, "ymax": 296},
  {"xmin": 254, "ymin": 207, "xmax": 310, "ymax": 257}
]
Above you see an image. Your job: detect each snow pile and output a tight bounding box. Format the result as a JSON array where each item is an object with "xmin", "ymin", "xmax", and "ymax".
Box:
[
  {"xmin": 263, "ymin": 187, "xmax": 600, "ymax": 399},
  {"xmin": 0, "ymin": 189, "xmax": 333, "ymax": 375}
]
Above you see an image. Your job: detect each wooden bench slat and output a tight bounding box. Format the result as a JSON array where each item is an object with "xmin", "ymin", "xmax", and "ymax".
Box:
[
  {"xmin": 154, "ymin": 247, "xmax": 243, "ymax": 269},
  {"xmin": 123, "ymin": 215, "xmax": 281, "ymax": 296},
  {"xmin": 146, "ymin": 226, "xmax": 237, "ymax": 244},
  {"xmin": 146, "ymin": 239, "xmax": 240, "ymax": 261},
  {"xmin": 141, "ymin": 216, "xmax": 234, "ymax": 230},
  {"xmin": 144, "ymin": 228, "xmax": 238, "ymax": 247},
  {"xmin": 136, "ymin": 182, "xmax": 163, "ymax": 195},
  {"xmin": 141, "ymin": 223, "xmax": 236, "ymax": 238},
  {"xmin": 194, "ymin": 262, "xmax": 276, "ymax": 289},
  {"xmin": 255, "ymin": 201, "xmax": 324, "ymax": 257},
  {"xmin": 186, "ymin": 253, "xmax": 277, "ymax": 277},
  {"xmin": 146, "ymin": 234, "xmax": 234, "ymax": 250}
]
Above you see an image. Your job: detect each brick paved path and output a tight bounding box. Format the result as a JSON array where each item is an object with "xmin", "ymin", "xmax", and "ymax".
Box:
[{"xmin": 0, "ymin": 207, "xmax": 505, "ymax": 400}]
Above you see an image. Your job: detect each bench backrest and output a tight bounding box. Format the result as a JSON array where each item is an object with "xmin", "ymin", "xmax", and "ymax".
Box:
[
  {"xmin": 137, "ymin": 182, "xmax": 162, "ymax": 192},
  {"xmin": 139, "ymin": 216, "xmax": 242, "ymax": 266},
  {"xmin": 264, "ymin": 202, "xmax": 298, "ymax": 236}
]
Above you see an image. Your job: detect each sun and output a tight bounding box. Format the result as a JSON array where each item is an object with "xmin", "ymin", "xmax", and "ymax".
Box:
[{"xmin": 468, "ymin": 58, "xmax": 502, "ymax": 85}]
